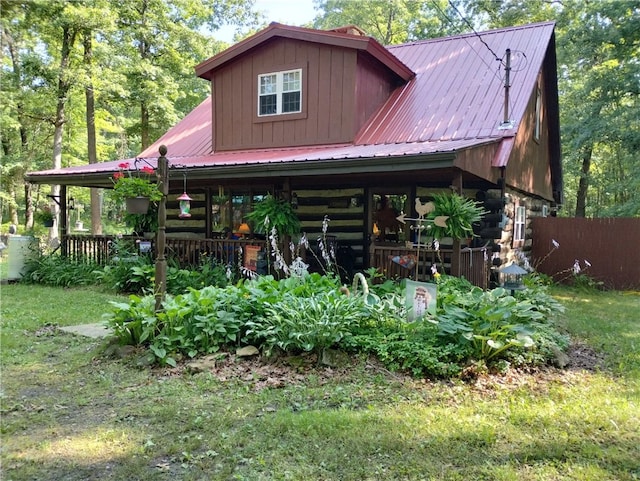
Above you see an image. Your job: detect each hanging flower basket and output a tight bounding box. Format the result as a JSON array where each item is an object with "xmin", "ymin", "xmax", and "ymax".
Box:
[
  {"xmin": 35, "ymin": 205, "xmax": 55, "ymax": 227},
  {"xmin": 125, "ymin": 196, "xmax": 151, "ymax": 214},
  {"xmin": 111, "ymin": 162, "xmax": 162, "ymax": 214}
]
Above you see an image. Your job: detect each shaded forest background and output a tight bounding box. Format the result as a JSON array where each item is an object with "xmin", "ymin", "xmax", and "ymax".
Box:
[{"xmin": 1, "ymin": 0, "xmax": 638, "ymax": 234}]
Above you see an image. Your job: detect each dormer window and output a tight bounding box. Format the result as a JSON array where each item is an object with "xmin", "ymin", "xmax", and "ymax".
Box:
[{"xmin": 258, "ymin": 69, "xmax": 302, "ymax": 116}]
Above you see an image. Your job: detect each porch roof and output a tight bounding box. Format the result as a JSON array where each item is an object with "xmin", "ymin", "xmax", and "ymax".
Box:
[{"xmin": 26, "ymin": 135, "xmax": 498, "ymax": 188}]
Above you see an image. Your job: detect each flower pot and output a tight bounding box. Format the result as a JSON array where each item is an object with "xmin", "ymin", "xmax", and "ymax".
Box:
[
  {"xmin": 43, "ymin": 219, "xmax": 54, "ymax": 227},
  {"xmin": 126, "ymin": 196, "xmax": 150, "ymax": 214}
]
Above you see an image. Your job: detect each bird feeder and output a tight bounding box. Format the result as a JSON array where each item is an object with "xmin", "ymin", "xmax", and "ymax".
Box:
[
  {"xmin": 499, "ymin": 262, "xmax": 528, "ymax": 295},
  {"xmin": 177, "ymin": 173, "xmax": 192, "ymax": 218}
]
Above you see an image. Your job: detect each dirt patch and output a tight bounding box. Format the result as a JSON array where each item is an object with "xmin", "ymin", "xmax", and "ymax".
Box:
[
  {"xmin": 566, "ymin": 340, "xmax": 607, "ymax": 371},
  {"xmin": 149, "ymin": 339, "xmax": 607, "ymax": 392}
]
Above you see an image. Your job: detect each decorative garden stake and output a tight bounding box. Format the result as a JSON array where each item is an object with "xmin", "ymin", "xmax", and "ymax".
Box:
[{"xmin": 396, "ymin": 212, "xmax": 448, "ymax": 280}]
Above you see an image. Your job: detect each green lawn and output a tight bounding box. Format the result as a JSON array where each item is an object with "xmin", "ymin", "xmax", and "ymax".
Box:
[{"xmin": 1, "ymin": 283, "xmax": 638, "ymax": 481}]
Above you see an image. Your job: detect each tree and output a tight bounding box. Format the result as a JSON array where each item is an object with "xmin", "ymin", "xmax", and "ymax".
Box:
[
  {"xmin": 312, "ymin": 0, "xmax": 464, "ymax": 45},
  {"xmin": 1, "ymin": 0, "xmax": 260, "ymax": 230}
]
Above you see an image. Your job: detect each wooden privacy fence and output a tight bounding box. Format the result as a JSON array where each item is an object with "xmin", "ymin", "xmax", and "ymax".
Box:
[{"xmin": 531, "ymin": 217, "xmax": 640, "ymax": 290}]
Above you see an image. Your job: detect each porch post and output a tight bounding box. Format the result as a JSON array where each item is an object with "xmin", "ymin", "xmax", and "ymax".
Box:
[
  {"xmin": 60, "ymin": 185, "xmax": 68, "ymax": 258},
  {"xmin": 450, "ymin": 172, "xmax": 463, "ymax": 277},
  {"xmin": 155, "ymin": 145, "xmax": 168, "ymax": 312},
  {"xmin": 282, "ymin": 178, "xmax": 292, "ymax": 266}
]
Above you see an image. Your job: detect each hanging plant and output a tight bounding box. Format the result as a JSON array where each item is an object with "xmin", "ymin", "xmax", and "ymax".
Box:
[
  {"xmin": 35, "ymin": 205, "xmax": 55, "ymax": 227},
  {"xmin": 245, "ymin": 193, "xmax": 300, "ymax": 236},
  {"xmin": 427, "ymin": 193, "xmax": 486, "ymax": 240},
  {"xmin": 111, "ymin": 162, "xmax": 162, "ymax": 204}
]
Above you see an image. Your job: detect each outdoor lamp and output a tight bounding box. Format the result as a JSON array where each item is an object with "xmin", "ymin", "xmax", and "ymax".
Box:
[
  {"xmin": 291, "ymin": 192, "xmax": 299, "ymax": 209},
  {"xmin": 238, "ymin": 223, "xmax": 251, "ymax": 235},
  {"xmin": 68, "ymin": 197, "xmax": 75, "ymax": 210},
  {"xmin": 499, "ymin": 262, "xmax": 528, "ymax": 295},
  {"xmin": 178, "ymin": 172, "xmax": 192, "ymax": 218}
]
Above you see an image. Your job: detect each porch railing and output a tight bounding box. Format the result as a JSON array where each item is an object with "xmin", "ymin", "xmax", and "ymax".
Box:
[
  {"xmin": 369, "ymin": 243, "xmax": 490, "ymax": 289},
  {"xmin": 61, "ymin": 235, "xmax": 490, "ymax": 288},
  {"xmin": 61, "ymin": 235, "xmax": 268, "ymax": 268}
]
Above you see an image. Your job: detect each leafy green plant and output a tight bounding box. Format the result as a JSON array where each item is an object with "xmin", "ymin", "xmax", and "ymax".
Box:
[
  {"xmin": 427, "ymin": 192, "xmax": 486, "ymax": 240},
  {"xmin": 123, "ymin": 202, "xmax": 158, "ymax": 233},
  {"xmin": 21, "ymin": 252, "xmax": 99, "ymax": 287},
  {"xmin": 434, "ymin": 285, "xmax": 564, "ymax": 363},
  {"xmin": 95, "ymin": 254, "xmax": 155, "ymax": 294},
  {"xmin": 104, "ymin": 294, "xmax": 158, "ymax": 345},
  {"xmin": 245, "ymin": 289, "xmax": 367, "ymax": 357},
  {"xmin": 150, "ymin": 285, "xmax": 252, "ymax": 365},
  {"xmin": 245, "ymin": 193, "xmax": 300, "ymax": 236},
  {"xmin": 34, "ymin": 205, "xmax": 54, "ymax": 224}
]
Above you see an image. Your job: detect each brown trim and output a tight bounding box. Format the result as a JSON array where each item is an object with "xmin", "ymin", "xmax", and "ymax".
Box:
[{"xmin": 195, "ymin": 23, "xmax": 414, "ymax": 82}]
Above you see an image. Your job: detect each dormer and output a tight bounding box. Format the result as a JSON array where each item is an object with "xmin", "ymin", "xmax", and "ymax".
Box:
[{"xmin": 195, "ymin": 23, "xmax": 414, "ymax": 152}]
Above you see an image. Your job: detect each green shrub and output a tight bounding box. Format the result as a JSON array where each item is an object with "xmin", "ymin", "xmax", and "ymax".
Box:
[
  {"xmin": 434, "ymin": 283, "xmax": 566, "ymax": 364},
  {"xmin": 344, "ymin": 319, "xmax": 467, "ymax": 378},
  {"xmin": 245, "ymin": 289, "xmax": 367, "ymax": 356},
  {"xmin": 149, "ymin": 285, "xmax": 249, "ymax": 366},
  {"xmin": 22, "ymin": 252, "xmax": 99, "ymax": 287},
  {"xmin": 104, "ymin": 294, "xmax": 158, "ymax": 345},
  {"xmin": 95, "ymin": 254, "xmax": 155, "ymax": 294},
  {"xmin": 103, "ymin": 269, "xmax": 569, "ymax": 376}
]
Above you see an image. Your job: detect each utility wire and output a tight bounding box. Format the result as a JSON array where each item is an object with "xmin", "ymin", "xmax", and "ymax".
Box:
[
  {"xmin": 447, "ymin": 0, "xmax": 503, "ymax": 63},
  {"xmin": 429, "ymin": 0, "xmax": 504, "ymax": 84}
]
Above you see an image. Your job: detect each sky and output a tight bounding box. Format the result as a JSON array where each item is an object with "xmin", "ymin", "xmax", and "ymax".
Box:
[{"xmin": 216, "ymin": 0, "xmax": 318, "ymax": 43}]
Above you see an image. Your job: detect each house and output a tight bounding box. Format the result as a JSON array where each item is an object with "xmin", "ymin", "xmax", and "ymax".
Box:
[{"xmin": 26, "ymin": 21, "xmax": 562, "ymax": 285}]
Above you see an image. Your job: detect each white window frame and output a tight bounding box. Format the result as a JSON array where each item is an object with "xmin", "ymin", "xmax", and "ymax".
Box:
[
  {"xmin": 514, "ymin": 205, "xmax": 527, "ymax": 242},
  {"xmin": 257, "ymin": 69, "xmax": 302, "ymax": 117}
]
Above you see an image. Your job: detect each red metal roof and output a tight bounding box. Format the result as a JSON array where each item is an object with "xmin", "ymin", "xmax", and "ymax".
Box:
[
  {"xmin": 359, "ymin": 22, "xmax": 555, "ymax": 144},
  {"xmin": 27, "ymin": 22, "xmax": 556, "ymax": 185}
]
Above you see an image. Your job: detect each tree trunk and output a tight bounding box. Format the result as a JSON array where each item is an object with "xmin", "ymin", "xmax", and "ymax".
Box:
[
  {"xmin": 139, "ymin": 0, "xmax": 151, "ymax": 150},
  {"xmin": 50, "ymin": 25, "xmax": 77, "ymax": 244},
  {"xmin": 575, "ymin": 144, "xmax": 593, "ymax": 218},
  {"xmin": 5, "ymin": 27, "xmax": 31, "ymax": 228},
  {"xmin": 83, "ymin": 30, "xmax": 102, "ymax": 235},
  {"xmin": 141, "ymin": 101, "xmax": 150, "ymax": 150}
]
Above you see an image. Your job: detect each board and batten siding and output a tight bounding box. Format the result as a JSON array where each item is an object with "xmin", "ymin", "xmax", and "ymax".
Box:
[{"xmin": 212, "ymin": 37, "xmax": 395, "ymax": 151}]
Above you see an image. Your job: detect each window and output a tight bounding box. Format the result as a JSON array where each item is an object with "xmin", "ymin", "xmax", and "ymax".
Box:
[
  {"xmin": 513, "ymin": 205, "xmax": 526, "ymax": 243},
  {"xmin": 258, "ymin": 69, "xmax": 302, "ymax": 116}
]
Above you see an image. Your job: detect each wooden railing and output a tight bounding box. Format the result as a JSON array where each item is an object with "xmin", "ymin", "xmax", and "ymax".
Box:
[
  {"xmin": 61, "ymin": 235, "xmax": 268, "ymax": 268},
  {"xmin": 369, "ymin": 243, "xmax": 490, "ymax": 289},
  {"xmin": 61, "ymin": 235, "xmax": 490, "ymax": 288}
]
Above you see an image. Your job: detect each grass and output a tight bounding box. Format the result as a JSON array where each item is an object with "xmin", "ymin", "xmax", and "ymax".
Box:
[{"xmin": 1, "ymin": 283, "xmax": 638, "ymax": 480}]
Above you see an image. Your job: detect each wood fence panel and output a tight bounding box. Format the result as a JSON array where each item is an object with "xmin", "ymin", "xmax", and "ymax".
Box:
[{"xmin": 531, "ymin": 217, "xmax": 640, "ymax": 290}]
